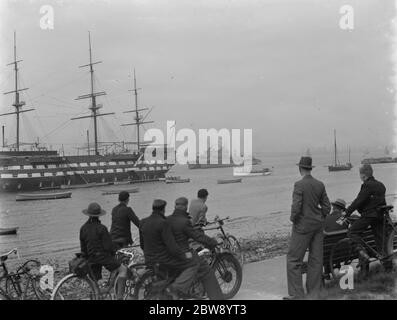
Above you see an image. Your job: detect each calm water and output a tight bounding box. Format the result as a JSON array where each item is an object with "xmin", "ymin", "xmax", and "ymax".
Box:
[{"xmin": 1, "ymin": 151, "xmax": 397, "ymax": 263}]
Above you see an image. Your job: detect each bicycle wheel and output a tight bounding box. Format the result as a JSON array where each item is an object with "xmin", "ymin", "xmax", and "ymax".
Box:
[
  {"xmin": 212, "ymin": 252, "xmax": 242, "ymax": 299},
  {"xmin": 51, "ymin": 274, "xmax": 98, "ymax": 300},
  {"xmin": 329, "ymin": 238, "xmax": 362, "ymax": 280},
  {"xmin": 5, "ymin": 276, "xmax": 22, "ymax": 300},
  {"xmin": 225, "ymin": 235, "xmax": 244, "ymax": 266},
  {"xmin": 0, "ymin": 290, "xmax": 9, "ymax": 300},
  {"xmin": 24, "ymin": 259, "xmax": 52, "ymax": 300}
]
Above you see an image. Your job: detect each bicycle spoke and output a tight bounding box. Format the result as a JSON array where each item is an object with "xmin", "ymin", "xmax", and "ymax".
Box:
[{"xmin": 52, "ymin": 275, "xmax": 96, "ymax": 300}]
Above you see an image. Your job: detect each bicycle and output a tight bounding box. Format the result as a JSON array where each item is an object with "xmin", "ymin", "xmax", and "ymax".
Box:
[
  {"xmin": 133, "ymin": 243, "xmax": 243, "ymax": 300},
  {"xmin": 329, "ymin": 205, "xmax": 397, "ymax": 279},
  {"xmin": 203, "ymin": 216, "xmax": 244, "ymax": 266},
  {"xmin": 0, "ymin": 248, "xmax": 50, "ymax": 300},
  {"xmin": 51, "ymin": 246, "xmax": 145, "ymax": 300}
]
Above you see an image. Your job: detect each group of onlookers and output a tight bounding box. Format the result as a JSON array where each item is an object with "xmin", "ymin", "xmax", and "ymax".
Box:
[
  {"xmin": 285, "ymin": 156, "xmax": 386, "ymax": 300},
  {"xmin": 79, "ymin": 188, "xmax": 223, "ymax": 300}
]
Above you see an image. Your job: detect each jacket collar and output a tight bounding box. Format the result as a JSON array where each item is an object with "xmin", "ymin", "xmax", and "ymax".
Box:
[
  {"xmin": 152, "ymin": 210, "xmax": 166, "ymax": 219},
  {"xmin": 364, "ymin": 176, "xmax": 375, "ymax": 184},
  {"xmin": 302, "ymin": 174, "xmax": 313, "ymax": 180},
  {"xmin": 172, "ymin": 208, "xmax": 189, "ymax": 217}
]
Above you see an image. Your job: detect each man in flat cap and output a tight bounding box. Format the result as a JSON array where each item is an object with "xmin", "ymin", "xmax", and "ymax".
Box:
[
  {"xmin": 140, "ymin": 199, "xmax": 192, "ymax": 287},
  {"xmin": 285, "ymin": 156, "xmax": 331, "ymax": 300},
  {"xmin": 166, "ymin": 197, "xmax": 224, "ymax": 299},
  {"xmin": 343, "ymin": 164, "xmax": 386, "ymax": 266}
]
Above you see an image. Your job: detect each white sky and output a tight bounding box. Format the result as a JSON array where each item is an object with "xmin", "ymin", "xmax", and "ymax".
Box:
[{"xmin": 0, "ymin": 0, "xmax": 395, "ymax": 154}]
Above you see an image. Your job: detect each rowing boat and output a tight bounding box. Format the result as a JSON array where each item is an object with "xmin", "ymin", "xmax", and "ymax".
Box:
[
  {"xmin": 16, "ymin": 191, "xmax": 72, "ymax": 201},
  {"xmin": 102, "ymin": 188, "xmax": 140, "ymax": 195},
  {"xmin": 217, "ymin": 178, "xmax": 242, "ymax": 184},
  {"xmin": 165, "ymin": 178, "xmax": 190, "ymax": 184},
  {"xmin": 0, "ymin": 227, "xmax": 18, "ymax": 236}
]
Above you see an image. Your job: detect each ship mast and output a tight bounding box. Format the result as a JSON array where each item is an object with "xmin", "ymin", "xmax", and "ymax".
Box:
[
  {"xmin": 71, "ymin": 32, "xmax": 114, "ymax": 156},
  {"xmin": 1, "ymin": 31, "xmax": 34, "ymax": 151},
  {"xmin": 334, "ymin": 129, "xmax": 338, "ymax": 166},
  {"xmin": 121, "ymin": 69, "xmax": 153, "ymax": 153}
]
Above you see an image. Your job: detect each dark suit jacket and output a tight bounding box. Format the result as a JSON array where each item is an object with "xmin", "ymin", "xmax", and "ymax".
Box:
[
  {"xmin": 290, "ymin": 174, "xmax": 331, "ymax": 233},
  {"xmin": 167, "ymin": 209, "xmax": 218, "ymax": 252},
  {"xmin": 345, "ymin": 176, "xmax": 386, "ymax": 218},
  {"xmin": 139, "ymin": 210, "xmax": 187, "ymax": 268},
  {"xmin": 110, "ymin": 203, "xmax": 140, "ymax": 245}
]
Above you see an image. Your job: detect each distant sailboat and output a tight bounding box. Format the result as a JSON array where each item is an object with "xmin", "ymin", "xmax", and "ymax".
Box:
[{"xmin": 328, "ymin": 130, "xmax": 352, "ymax": 172}]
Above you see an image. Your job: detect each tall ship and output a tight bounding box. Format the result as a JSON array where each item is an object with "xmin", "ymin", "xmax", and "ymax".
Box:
[
  {"xmin": 328, "ymin": 130, "xmax": 352, "ymax": 172},
  {"xmin": 0, "ymin": 32, "xmax": 173, "ymax": 192}
]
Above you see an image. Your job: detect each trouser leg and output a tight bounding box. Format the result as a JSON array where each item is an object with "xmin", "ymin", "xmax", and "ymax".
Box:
[
  {"xmin": 196, "ymin": 258, "xmax": 224, "ymax": 300},
  {"xmin": 171, "ymin": 264, "xmax": 199, "ymax": 294},
  {"xmin": 286, "ymin": 229, "xmax": 312, "ymax": 298},
  {"xmin": 347, "ymin": 217, "xmax": 372, "ymax": 253},
  {"xmin": 306, "ymin": 228, "xmax": 324, "ymax": 297},
  {"xmin": 370, "ymin": 217, "xmax": 384, "ymax": 256},
  {"xmin": 115, "ymin": 265, "xmax": 128, "ymax": 300}
]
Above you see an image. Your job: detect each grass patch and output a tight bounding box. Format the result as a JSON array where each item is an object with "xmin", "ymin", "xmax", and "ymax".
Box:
[{"xmin": 317, "ymin": 268, "xmax": 397, "ymax": 300}]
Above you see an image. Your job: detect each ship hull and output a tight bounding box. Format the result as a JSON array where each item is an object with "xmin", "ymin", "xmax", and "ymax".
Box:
[
  {"xmin": 328, "ymin": 166, "xmax": 352, "ymax": 172},
  {"xmin": 0, "ymin": 168, "xmax": 170, "ymax": 192},
  {"xmin": 188, "ymin": 163, "xmax": 241, "ymax": 169}
]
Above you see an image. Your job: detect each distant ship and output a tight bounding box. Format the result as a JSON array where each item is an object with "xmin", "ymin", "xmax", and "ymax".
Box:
[
  {"xmin": 0, "ymin": 32, "xmax": 172, "ymax": 192},
  {"xmin": 187, "ymin": 144, "xmax": 261, "ymax": 170},
  {"xmin": 361, "ymin": 146, "xmax": 397, "ymax": 164},
  {"xmin": 328, "ymin": 130, "xmax": 352, "ymax": 172}
]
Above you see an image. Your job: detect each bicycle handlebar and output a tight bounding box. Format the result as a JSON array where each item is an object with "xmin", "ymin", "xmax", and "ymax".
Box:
[
  {"xmin": 0, "ymin": 248, "xmax": 17, "ymax": 260},
  {"xmin": 205, "ymin": 216, "xmax": 230, "ymax": 227}
]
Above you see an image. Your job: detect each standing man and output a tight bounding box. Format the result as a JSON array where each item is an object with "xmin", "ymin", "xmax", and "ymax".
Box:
[
  {"xmin": 189, "ymin": 189, "xmax": 209, "ymax": 227},
  {"xmin": 344, "ymin": 164, "xmax": 386, "ymax": 264},
  {"xmin": 285, "ymin": 156, "xmax": 331, "ymax": 300},
  {"xmin": 110, "ymin": 191, "xmax": 140, "ymax": 250}
]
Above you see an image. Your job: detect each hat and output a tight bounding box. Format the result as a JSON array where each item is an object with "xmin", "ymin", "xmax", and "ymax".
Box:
[
  {"xmin": 331, "ymin": 199, "xmax": 346, "ymax": 210},
  {"xmin": 297, "ymin": 156, "xmax": 315, "ymax": 169},
  {"xmin": 175, "ymin": 197, "xmax": 188, "ymax": 206},
  {"xmin": 118, "ymin": 191, "xmax": 130, "ymax": 202},
  {"xmin": 82, "ymin": 202, "xmax": 106, "ymax": 217}
]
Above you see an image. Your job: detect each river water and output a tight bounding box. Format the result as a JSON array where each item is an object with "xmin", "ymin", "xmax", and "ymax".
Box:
[{"xmin": 1, "ymin": 151, "xmax": 397, "ymax": 264}]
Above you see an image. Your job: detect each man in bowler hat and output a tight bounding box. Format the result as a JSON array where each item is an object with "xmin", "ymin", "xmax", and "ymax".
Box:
[{"xmin": 285, "ymin": 156, "xmax": 331, "ymax": 299}]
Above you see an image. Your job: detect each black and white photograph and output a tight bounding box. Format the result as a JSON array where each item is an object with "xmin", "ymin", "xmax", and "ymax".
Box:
[{"xmin": 0, "ymin": 0, "xmax": 397, "ymax": 307}]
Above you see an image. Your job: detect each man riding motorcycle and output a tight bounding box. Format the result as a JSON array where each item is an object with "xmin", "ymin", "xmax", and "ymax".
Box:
[
  {"xmin": 166, "ymin": 197, "xmax": 224, "ymax": 300},
  {"xmin": 342, "ymin": 164, "xmax": 386, "ymax": 264}
]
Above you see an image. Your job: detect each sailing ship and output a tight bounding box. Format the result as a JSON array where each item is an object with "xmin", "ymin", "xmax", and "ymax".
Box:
[
  {"xmin": 0, "ymin": 32, "xmax": 173, "ymax": 192},
  {"xmin": 328, "ymin": 130, "xmax": 352, "ymax": 172}
]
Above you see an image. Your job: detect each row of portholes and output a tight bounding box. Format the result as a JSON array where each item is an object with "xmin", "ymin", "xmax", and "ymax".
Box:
[{"xmin": 3, "ymin": 173, "xmax": 160, "ymax": 191}]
